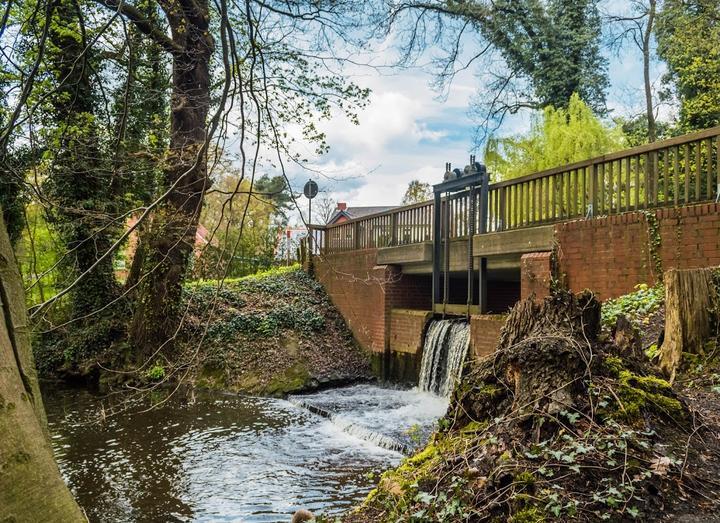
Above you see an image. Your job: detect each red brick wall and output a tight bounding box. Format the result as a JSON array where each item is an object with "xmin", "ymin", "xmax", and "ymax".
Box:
[
  {"xmin": 315, "ymin": 202, "xmax": 720, "ymax": 355},
  {"xmin": 556, "ymin": 202, "xmax": 720, "ymax": 299},
  {"xmin": 389, "ymin": 309, "xmax": 432, "ymax": 354},
  {"xmin": 314, "ymin": 251, "xmax": 432, "ymax": 353},
  {"xmin": 314, "ymin": 249, "xmax": 388, "ymax": 353},
  {"xmin": 521, "ymin": 252, "xmax": 553, "ymax": 301},
  {"xmin": 470, "ymin": 314, "xmax": 507, "ymax": 359}
]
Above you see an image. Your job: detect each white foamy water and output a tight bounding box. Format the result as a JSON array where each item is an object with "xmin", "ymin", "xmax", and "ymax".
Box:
[
  {"xmin": 418, "ymin": 319, "xmax": 471, "ymax": 396},
  {"xmin": 291, "ymin": 384, "xmax": 449, "ymax": 452},
  {"xmin": 44, "ymin": 383, "xmax": 447, "ymax": 523}
]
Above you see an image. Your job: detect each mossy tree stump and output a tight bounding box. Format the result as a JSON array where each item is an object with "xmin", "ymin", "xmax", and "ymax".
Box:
[{"xmin": 660, "ymin": 268, "xmax": 720, "ymax": 381}]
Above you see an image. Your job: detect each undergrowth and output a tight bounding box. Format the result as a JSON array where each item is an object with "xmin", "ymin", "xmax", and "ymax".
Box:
[
  {"xmin": 601, "ymin": 283, "xmax": 664, "ymax": 329},
  {"xmin": 340, "ymin": 291, "xmax": 717, "ymax": 523}
]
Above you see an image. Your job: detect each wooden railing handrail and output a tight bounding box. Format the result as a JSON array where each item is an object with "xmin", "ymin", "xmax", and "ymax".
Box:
[
  {"xmin": 309, "ymin": 199, "xmax": 434, "ymax": 229},
  {"xmin": 311, "ymin": 126, "xmax": 720, "ymax": 232},
  {"xmin": 311, "ymin": 126, "xmax": 720, "ymax": 255},
  {"xmin": 491, "ymin": 125, "xmax": 720, "ymax": 189}
]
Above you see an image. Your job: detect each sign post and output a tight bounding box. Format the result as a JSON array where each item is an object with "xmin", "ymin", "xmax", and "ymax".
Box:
[
  {"xmin": 303, "ymin": 179, "xmax": 319, "ymax": 252},
  {"xmin": 303, "ymin": 179, "xmax": 319, "ymax": 224}
]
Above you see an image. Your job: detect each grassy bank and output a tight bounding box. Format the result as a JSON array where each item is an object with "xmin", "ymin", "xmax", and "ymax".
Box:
[
  {"xmin": 180, "ymin": 265, "xmax": 372, "ymax": 396},
  {"xmin": 35, "ymin": 265, "xmax": 372, "ymax": 396}
]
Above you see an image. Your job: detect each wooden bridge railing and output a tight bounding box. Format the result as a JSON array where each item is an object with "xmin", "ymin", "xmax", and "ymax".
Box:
[{"xmin": 310, "ymin": 126, "xmax": 720, "ymax": 254}]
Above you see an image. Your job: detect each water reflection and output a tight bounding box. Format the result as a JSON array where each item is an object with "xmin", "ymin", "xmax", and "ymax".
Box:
[{"xmin": 43, "ymin": 384, "xmax": 446, "ymax": 522}]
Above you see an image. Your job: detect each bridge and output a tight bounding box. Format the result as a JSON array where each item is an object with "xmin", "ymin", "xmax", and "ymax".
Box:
[{"xmin": 306, "ymin": 127, "xmax": 720, "ymax": 381}]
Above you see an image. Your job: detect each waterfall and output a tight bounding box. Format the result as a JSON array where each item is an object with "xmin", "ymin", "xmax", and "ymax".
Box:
[{"xmin": 418, "ymin": 319, "xmax": 471, "ymax": 397}]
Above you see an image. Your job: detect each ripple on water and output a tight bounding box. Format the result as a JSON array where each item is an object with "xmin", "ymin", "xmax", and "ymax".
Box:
[{"xmin": 42, "ymin": 384, "xmax": 447, "ymax": 523}]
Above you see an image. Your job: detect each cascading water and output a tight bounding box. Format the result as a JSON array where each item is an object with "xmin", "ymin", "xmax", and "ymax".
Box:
[{"xmin": 418, "ymin": 319, "xmax": 471, "ymax": 396}]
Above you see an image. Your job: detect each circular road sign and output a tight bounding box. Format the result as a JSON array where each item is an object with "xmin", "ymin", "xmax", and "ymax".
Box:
[{"xmin": 303, "ymin": 179, "xmax": 319, "ymax": 199}]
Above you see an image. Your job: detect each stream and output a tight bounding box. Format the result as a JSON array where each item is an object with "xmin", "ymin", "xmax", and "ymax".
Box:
[{"xmin": 42, "ymin": 383, "xmax": 448, "ymax": 523}]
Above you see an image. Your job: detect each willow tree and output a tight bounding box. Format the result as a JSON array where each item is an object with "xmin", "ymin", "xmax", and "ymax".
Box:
[
  {"xmin": 0, "ymin": 210, "xmax": 83, "ymax": 520},
  {"xmin": 484, "ymin": 94, "xmax": 626, "ymax": 180}
]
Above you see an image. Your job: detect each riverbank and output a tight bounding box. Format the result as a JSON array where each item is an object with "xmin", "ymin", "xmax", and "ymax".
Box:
[
  {"xmin": 180, "ymin": 265, "xmax": 373, "ymax": 395},
  {"xmin": 35, "ymin": 265, "xmax": 373, "ymax": 396},
  {"xmin": 342, "ymin": 289, "xmax": 720, "ymax": 522}
]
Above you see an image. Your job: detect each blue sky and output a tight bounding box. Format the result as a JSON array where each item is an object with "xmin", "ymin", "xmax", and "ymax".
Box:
[{"xmin": 284, "ymin": 11, "xmax": 673, "ymax": 221}]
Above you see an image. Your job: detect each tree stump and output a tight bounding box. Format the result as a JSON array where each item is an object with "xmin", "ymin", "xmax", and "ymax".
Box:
[
  {"xmin": 660, "ymin": 268, "xmax": 719, "ymax": 382},
  {"xmin": 454, "ymin": 291, "xmax": 601, "ymax": 430}
]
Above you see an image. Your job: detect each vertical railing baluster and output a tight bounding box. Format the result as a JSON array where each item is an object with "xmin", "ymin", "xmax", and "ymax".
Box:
[
  {"xmin": 391, "ymin": 211, "xmax": 398, "ymax": 246},
  {"xmin": 707, "ymin": 138, "xmax": 713, "ymax": 200},
  {"xmin": 652, "ymin": 150, "xmax": 659, "ymax": 206},
  {"xmin": 610, "ymin": 162, "xmax": 616, "ymax": 214},
  {"xmin": 623, "ymin": 157, "xmax": 630, "ymax": 211},
  {"xmin": 581, "ymin": 167, "xmax": 587, "ymax": 215},
  {"xmin": 685, "ymin": 143, "xmax": 691, "ymax": 203},
  {"xmin": 695, "ymin": 140, "xmax": 702, "ymax": 202},
  {"xmin": 717, "ymin": 135, "xmax": 720, "ymax": 201},
  {"xmin": 673, "ymin": 146, "xmax": 679, "ymax": 206}
]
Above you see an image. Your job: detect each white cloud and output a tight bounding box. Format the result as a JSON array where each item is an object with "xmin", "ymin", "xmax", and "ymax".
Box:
[{"xmin": 285, "ymin": 31, "xmax": 679, "ymax": 224}]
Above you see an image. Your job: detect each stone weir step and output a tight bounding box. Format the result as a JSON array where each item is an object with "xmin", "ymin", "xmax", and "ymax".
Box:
[{"xmin": 288, "ymin": 397, "xmax": 411, "ymax": 455}]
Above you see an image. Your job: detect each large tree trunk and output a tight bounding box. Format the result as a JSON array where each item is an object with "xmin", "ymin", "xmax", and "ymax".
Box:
[
  {"xmin": 0, "ymin": 211, "xmax": 84, "ymax": 521},
  {"xmin": 643, "ymin": 0, "xmax": 657, "ymax": 143},
  {"xmin": 129, "ymin": 1, "xmax": 213, "ymax": 358},
  {"xmin": 660, "ymin": 268, "xmax": 718, "ymax": 381}
]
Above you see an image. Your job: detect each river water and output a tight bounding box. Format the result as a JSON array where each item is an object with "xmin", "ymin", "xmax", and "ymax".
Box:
[{"xmin": 42, "ymin": 384, "xmax": 448, "ymax": 523}]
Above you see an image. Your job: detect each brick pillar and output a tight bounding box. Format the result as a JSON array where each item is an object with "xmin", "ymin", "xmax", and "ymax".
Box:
[
  {"xmin": 520, "ymin": 252, "xmax": 553, "ymax": 301},
  {"xmin": 470, "ymin": 314, "xmax": 507, "ymax": 359}
]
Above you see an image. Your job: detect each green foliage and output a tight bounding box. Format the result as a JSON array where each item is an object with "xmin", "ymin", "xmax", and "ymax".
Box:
[
  {"xmin": 146, "ymin": 362, "xmax": 166, "ymax": 381},
  {"xmin": 402, "ymin": 180, "xmax": 432, "ymax": 205},
  {"xmin": 193, "ymin": 171, "xmax": 291, "ymax": 280},
  {"xmin": 601, "ymin": 283, "xmax": 664, "ymax": 328},
  {"xmin": 33, "ymin": 310, "xmax": 130, "ymax": 377},
  {"xmin": 473, "ymin": 0, "xmax": 609, "ymax": 114},
  {"xmin": 186, "ymin": 266, "xmax": 326, "ymax": 341},
  {"xmin": 510, "ymin": 506, "xmax": 545, "ymax": 523},
  {"xmin": 615, "ymin": 115, "xmax": 675, "ymax": 148},
  {"xmin": 26, "ymin": 0, "xmax": 121, "ymax": 317},
  {"xmin": 485, "ymin": 94, "xmax": 626, "ymax": 180},
  {"xmin": 656, "ymin": 0, "xmax": 720, "ymax": 130}
]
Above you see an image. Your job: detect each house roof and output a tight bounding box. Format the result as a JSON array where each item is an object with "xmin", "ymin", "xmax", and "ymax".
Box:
[{"xmin": 328, "ymin": 206, "xmax": 398, "ymax": 224}]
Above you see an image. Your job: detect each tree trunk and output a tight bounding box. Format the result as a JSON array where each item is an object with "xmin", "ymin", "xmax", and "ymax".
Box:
[
  {"xmin": 0, "ymin": 210, "xmax": 84, "ymax": 521},
  {"xmin": 45, "ymin": 0, "xmax": 119, "ymax": 319},
  {"xmin": 644, "ymin": 0, "xmax": 657, "ymax": 143},
  {"xmin": 129, "ymin": 1, "xmax": 213, "ymax": 358},
  {"xmin": 660, "ymin": 268, "xmax": 718, "ymax": 381}
]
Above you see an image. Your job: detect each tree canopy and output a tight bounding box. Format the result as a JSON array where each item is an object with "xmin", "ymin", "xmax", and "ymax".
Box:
[
  {"xmin": 656, "ymin": 0, "xmax": 720, "ymax": 131},
  {"xmin": 402, "ymin": 180, "xmax": 432, "ymax": 204}
]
